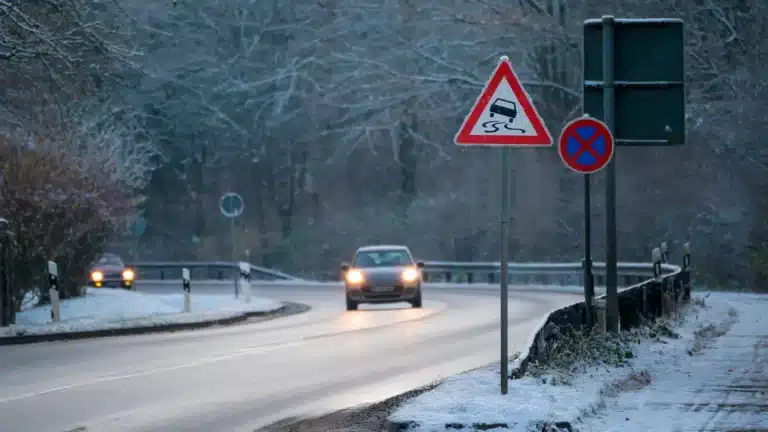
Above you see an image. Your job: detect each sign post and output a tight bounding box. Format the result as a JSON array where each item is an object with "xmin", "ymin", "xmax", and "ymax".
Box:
[
  {"xmin": 582, "ymin": 16, "xmax": 685, "ymax": 332},
  {"xmin": 219, "ymin": 192, "xmax": 245, "ymax": 262},
  {"xmin": 558, "ymin": 115, "xmax": 614, "ymax": 324},
  {"xmin": 132, "ymin": 216, "xmax": 146, "ymax": 260},
  {"xmin": 455, "ymin": 55, "xmax": 552, "ymax": 395}
]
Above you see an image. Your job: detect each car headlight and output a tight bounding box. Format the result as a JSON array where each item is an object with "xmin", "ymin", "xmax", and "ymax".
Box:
[
  {"xmin": 122, "ymin": 269, "xmax": 135, "ymax": 281},
  {"xmin": 401, "ymin": 267, "xmax": 420, "ymax": 283},
  {"xmin": 346, "ymin": 269, "xmax": 365, "ymax": 284},
  {"xmin": 90, "ymin": 271, "xmax": 104, "ymax": 282}
]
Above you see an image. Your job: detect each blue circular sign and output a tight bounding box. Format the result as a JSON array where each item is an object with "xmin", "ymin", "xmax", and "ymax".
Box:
[{"xmin": 219, "ymin": 192, "xmax": 244, "ymax": 218}]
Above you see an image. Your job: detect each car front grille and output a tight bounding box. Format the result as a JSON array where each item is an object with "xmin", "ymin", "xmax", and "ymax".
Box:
[{"xmin": 359, "ymin": 285, "xmax": 405, "ymax": 300}]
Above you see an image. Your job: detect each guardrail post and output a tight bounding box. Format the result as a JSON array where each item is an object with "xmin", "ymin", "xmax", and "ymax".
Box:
[
  {"xmin": 593, "ymin": 298, "xmax": 606, "ymax": 334},
  {"xmin": 47, "ymin": 261, "xmax": 60, "ymax": 323},
  {"xmin": 238, "ymin": 262, "xmax": 251, "ymax": 303},
  {"xmin": 662, "ymin": 241, "xmax": 681, "ymax": 318},
  {"xmin": 654, "ymin": 247, "xmax": 674, "ymax": 318},
  {"xmin": 182, "ymin": 268, "xmax": 191, "ymax": 313},
  {"xmin": 682, "ymin": 242, "xmax": 691, "ymax": 302},
  {"xmin": 647, "ymin": 248, "xmax": 662, "ymax": 318}
]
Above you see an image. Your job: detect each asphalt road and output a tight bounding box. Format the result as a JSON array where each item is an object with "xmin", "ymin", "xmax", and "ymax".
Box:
[{"xmin": 0, "ymin": 282, "xmax": 583, "ymax": 432}]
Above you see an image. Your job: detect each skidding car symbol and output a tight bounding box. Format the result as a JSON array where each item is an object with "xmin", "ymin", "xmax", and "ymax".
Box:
[{"xmin": 489, "ymin": 98, "xmax": 517, "ymax": 122}]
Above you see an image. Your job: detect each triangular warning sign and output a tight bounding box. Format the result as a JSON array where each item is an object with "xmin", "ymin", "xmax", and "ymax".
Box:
[{"xmin": 455, "ymin": 57, "xmax": 552, "ymax": 146}]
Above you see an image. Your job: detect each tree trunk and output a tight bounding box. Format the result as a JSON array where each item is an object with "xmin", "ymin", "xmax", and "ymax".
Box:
[
  {"xmin": 397, "ymin": 101, "xmax": 418, "ymax": 219},
  {"xmin": 194, "ymin": 144, "xmax": 207, "ymax": 241}
]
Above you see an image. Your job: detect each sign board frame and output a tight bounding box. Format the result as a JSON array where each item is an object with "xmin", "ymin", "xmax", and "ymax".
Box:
[{"xmin": 583, "ymin": 18, "xmax": 685, "ymax": 146}]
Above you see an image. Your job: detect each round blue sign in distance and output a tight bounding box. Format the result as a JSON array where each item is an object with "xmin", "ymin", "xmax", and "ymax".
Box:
[
  {"xmin": 558, "ymin": 116, "xmax": 615, "ymax": 174},
  {"xmin": 219, "ymin": 192, "xmax": 244, "ymax": 218}
]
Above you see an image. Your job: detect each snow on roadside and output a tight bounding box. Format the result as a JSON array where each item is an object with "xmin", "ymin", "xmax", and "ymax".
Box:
[
  {"xmin": 390, "ymin": 292, "xmax": 767, "ymax": 431},
  {"xmin": 1, "ymin": 287, "xmax": 283, "ymax": 337},
  {"xmin": 578, "ymin": 292, "xmax": 767, "ymax": 432}
]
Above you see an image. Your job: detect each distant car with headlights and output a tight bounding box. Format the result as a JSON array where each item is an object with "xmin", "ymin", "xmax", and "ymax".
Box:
[
  {"xmin": 340, "ymin": 245, "xmax": 424, "ymax": 311},
  {"xmin": 88, "ymin": 253, "xmax": 136, "ymax": 289}
]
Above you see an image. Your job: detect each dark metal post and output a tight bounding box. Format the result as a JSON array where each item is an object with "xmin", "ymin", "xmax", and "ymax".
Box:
[
  {"xmin": 583, "ymin": 174, "xmax": 594, "ymax": 328},
  {"xmin": 499, "ymin": 147, "xmax": 510, "ymax": 395},
  {"xmin": 682, "ymin": 242, "xmax": 691, "ymax": 301},
  {"xmin": 230, "ymin": 217, "xmax": 236, "ymax": 262},
  {"xmin": 0, "ymin": 218, "xmax": 10, "ymax": 326},
  {"xmin": 651, "ymin": 247, "xmax": 662, "ymax": 317},
  {"xmin": 602, "ymin": 15, "xmax": 619, "ymax": 332},
  {"xmin": 0, "ymin": 242, "xmax": 6, "ymax": 327}
]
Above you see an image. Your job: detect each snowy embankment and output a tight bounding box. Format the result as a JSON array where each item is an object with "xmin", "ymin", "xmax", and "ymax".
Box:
[
  {"xmin": 390, "ymin": 291, "xmax": 768, "ymax": 431},
  {"xmin": 1, "ymin": 287, "xmax": 283, "ymax": 337}
]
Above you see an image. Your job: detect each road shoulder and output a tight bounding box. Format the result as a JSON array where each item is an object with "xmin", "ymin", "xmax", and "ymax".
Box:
[
  {"xmin": 1, "ymin": 301, "xmax": 309, "ymax": 346},
  {"xmin": 386, "ymin": 291, "xmax": 768, "ymax": 431},
  {"xmin": 256, "ymin": 383, "xmax": 440, "ymax": 432}
]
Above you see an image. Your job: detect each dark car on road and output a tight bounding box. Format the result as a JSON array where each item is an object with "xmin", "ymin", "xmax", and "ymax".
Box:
[
  {"xmin": 340, "ymin": 245, "xmax": 424, "ymax": 311},
  {"xmin": 89, "ymin": 253, "xmax": 136, "ymax": 289}
]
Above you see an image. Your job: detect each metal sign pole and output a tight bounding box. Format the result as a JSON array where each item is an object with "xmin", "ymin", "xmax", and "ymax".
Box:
[
  {"xmin": 583, "ymin": 173, "xmax": 594, "ymax": 328},
  {"xmin": 602, "ymin": 15, "xmax": 619, "ymax": 332},
  {"xmin": 499, "ymin": 147, "xmax": 510, "ymax": 395},
  {"xmin": 230, "ymin": 216, "xmax": 236, "ymax": 262}
]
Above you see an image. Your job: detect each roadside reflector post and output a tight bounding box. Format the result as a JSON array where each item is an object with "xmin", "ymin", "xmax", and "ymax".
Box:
[
  {"xmin": 682, "ymin": 242, "xmax": 691, "ymax": 302},
  {"xmin": 182, "ymin": 267, "xmax": 191, "ymax": 313},
  {"xmin": 47, "ymin": 261, "xmax": 60, "ymax": 323},
  {"xmin": 239, "ymin": 262, "xmax": 252, "ymax": 303}
]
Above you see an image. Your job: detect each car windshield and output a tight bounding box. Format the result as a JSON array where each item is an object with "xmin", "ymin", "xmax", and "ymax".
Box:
[
  {"xmin": 95, "ymin": 254, "xmax": 123, "ymax": 267},
  {"xmin": 353, "ymin": 249, "xmax": 412, "ymax": 268},
  {"xmin": 493, "ymin": 98, "xmax": 515, "ymax": 109}
]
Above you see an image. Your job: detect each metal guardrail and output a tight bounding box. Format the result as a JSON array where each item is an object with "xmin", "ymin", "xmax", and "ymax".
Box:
[
  {"xmin": 420, "ymin": 260, "xmax": 679, "ymax": 286},
  {"xmin": 125, "ymin": 261, "xmax": 299, "ymax": 282},
  {"xmin": 127, "ymin": 260, "xmax": 679, "ymax": 289}
]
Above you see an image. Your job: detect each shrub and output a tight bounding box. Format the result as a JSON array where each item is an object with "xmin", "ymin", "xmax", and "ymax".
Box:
[{"xmin": 0, "ymin": 135, "xmax": 132, "ymax": 323}]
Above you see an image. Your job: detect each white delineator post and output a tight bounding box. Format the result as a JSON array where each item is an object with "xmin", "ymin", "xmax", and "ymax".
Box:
[
  {"xmin": 48, "ymin": 261, "xmax": 60, "ymax": 323},
  {"xmin": 238, "ymin": 262, "xmax": 251, "ymax": 303},
  {"xmin": 182, "ymin": 267, "xmax": 191, "ymax": 313}
]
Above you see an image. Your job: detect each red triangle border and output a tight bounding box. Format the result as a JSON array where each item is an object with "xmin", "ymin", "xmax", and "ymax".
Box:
[{"xmin": 454, "ymin": 59, "xmax": 553, "ymax": 146}]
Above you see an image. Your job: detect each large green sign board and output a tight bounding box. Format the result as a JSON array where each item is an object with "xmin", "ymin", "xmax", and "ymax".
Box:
[{"xmin": 583, "ymin": 18, "xmax": 686, "ymax": 146}]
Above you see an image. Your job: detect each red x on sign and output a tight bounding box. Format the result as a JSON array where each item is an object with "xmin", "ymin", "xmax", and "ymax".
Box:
[{"xmin": 558, "ymin": 117, "xmax": 615, "ymax": 174}]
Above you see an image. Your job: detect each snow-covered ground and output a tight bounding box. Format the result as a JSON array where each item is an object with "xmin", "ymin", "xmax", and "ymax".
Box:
[
  {"xmin": 1, "ymin": 287, "xmax": 283, "ymax": 337},
  {"xmin": 390, "ymin": 291, "xmax": 768, "ymax": 431}
]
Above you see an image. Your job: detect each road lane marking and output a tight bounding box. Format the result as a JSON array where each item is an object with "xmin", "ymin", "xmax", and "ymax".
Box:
[
  {"xmin": 0, "ymin": 342, "xmax": 299, "ymax": 404},
  {"xmin": 0, "ymin": 303, "xmax": 448, "ymax": 404}
]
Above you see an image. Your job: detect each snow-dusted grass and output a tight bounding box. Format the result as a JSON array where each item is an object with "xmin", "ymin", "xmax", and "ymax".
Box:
[
  {"xmin": 2, "ymin": 287, "xmax": 283, "ymax": 337},
  {"xmin": 390, "ymin": 291, "xmax": 768, "ymax": 431}
]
